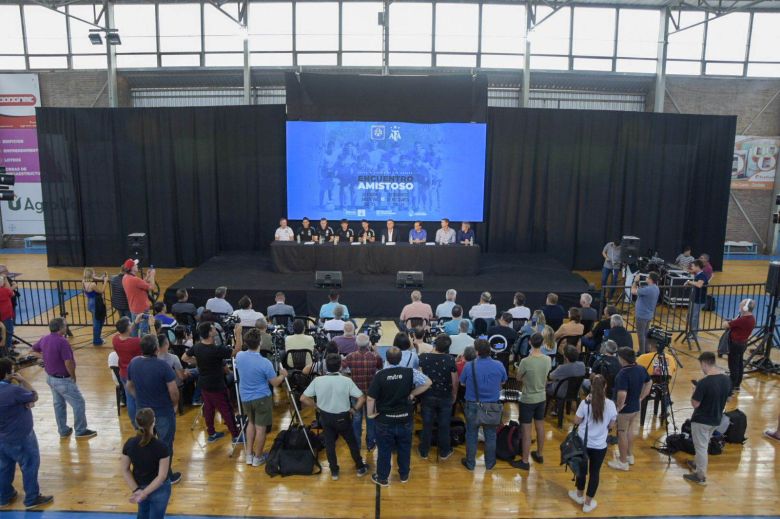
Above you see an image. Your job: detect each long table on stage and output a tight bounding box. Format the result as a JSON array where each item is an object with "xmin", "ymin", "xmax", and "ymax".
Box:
[{"xmin": 270, "ymin": 241, "xmax": 480, "ymax": 276}]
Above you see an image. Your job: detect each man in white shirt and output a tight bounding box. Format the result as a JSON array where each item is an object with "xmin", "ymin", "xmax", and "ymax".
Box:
[
  {"xmin": 435, "ymin": 289, "xmax": 457, "ymax": 319},
  {"xmin": 323, "ymin": 305, "xmax": 347, "ymax": 332},
  {"xmin": 206, "ymin": 286, "xmax": 233, "ymax": 315},
  {"xmin": 468, "ymin": 291, "xmax": 497, "ymax": 321},
  {"xmin": 274, "ymin": 217, "xmax": 294, "ymax": 241},
  {"xmin": 507, "ymin": 292, "xmax": 531, "ymax": 320},
  {"xmin": 449, "ymin": 320, "xmax": 475, "ymax": 356},
  {"xmin": 435, "ymin": 218, "xmax": 456, "ymax": 245},
  {"xmin": 232, "ymin": 295, "xmax": 265, "ymax": 328}
]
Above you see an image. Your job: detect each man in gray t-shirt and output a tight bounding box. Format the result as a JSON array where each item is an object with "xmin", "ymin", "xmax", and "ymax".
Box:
[
  {"xmin": 632, "ymin": 272, "xmax": 660, "ymax": 354},
  {"xmin": 602, "ymin": 241, "xmax": 622, "ymax": 298}
]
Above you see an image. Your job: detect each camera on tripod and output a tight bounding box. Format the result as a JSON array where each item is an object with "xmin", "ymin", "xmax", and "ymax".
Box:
[
  {"xmin": 364, "ymin": 320, "xmax": 382, "ymax": 345},
  {"xmin": 648, "ymin": 325, "xmax": 672, "ymax": 351}
]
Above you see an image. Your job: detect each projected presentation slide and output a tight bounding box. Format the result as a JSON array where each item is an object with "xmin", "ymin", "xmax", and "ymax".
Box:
[{"xmin": 286, "ymin": 121, "xmax": 486, "ymax": 222}]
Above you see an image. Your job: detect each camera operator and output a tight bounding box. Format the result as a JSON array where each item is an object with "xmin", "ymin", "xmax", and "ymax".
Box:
[
  {"xmin": 631, "ymin": 272, "xmax": 660, "ymax": 355},
  {"xmin": 0, "ymin": 275, "xmax": 19, "ymax": 356},
  {"xmin": 724, "ymin": 298, "xmax": 755, "ymax": 393},
  {"xmin": 343, "ymin": 333, "xmax": 383, "ymax": 451}
]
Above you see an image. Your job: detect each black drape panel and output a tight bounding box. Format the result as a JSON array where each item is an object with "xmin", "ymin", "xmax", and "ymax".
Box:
[
  {"xmin": 38, "ymin": 106, "xmax": 286, "ymax": 267},
  {"xmin": 481, "ymin": 108, "xmax": 735, "ymax": 270},
  {"xmin": 286, "ymin": 72, "xmax": 488, "ymax": 123}
]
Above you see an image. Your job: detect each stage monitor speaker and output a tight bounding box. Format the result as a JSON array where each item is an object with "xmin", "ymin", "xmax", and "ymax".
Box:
[
  {"xmin": 315, "ymin": 270, "xmax": 342, "ymax": 288},
  {"xmin": 766, "ymin": 261, "xmax": 780, "ymax": 297},
  {"xmin": 397, "ymin": 271, "xmax": 424, "ymax": 288},
  {"xmin": 620, "ymin": 235, "xmax": 640, "ymax": 265},
  {"xmin": 127, "ymin": 233, "xmax": 148, "ymax": 264}
]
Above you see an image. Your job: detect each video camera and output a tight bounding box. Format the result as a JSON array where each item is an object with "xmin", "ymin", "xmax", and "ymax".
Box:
[
  {"xmin": 648, "ymin": 325, "xmax": 672, "ymax": 352},
  {"xmin": 364, "ymin": 320, "xmax": 382, "ymax": 345}
]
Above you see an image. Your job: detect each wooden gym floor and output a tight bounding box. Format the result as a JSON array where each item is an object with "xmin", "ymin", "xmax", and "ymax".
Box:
[{"xmin": 2, "ymin": 253, "xmax": 779, "ymax": 519}]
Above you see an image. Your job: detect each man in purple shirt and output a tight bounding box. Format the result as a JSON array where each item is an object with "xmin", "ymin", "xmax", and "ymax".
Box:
[
  {"xmin": 409, "ymin": 221, "xmax": 427, "ymax": 244},
  {"xmin": 333, "ymin": 322, "xmax": 358, "ymax": 355},
  {"xmin": 31, "ymin": 318, "xmax": 96, "ymax": 440}
]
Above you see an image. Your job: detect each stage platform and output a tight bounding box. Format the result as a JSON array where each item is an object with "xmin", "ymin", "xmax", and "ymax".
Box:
[{"xmin": 164, "ymin": 251, "xmax": 591, "ymax": 318}]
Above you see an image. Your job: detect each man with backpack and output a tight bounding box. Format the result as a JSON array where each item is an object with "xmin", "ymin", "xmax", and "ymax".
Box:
[{"xmin": 512, "ymin": 333, "xmax": 551, "ymax": 471}]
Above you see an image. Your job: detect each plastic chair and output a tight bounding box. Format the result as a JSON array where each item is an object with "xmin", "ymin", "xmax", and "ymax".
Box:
[
  {"xmin": 546, "ymin": 375, "xmax": 585, "ymax": 429},
  {"xmin": 472, "ymin": 318, "xmax": 495, "ymax": 337},
  {"xmin": 404, "ymin": 317, "xmax": 430, "ymax": 331},
  {"xmin": 511, "ymin": 318, "xmax": 528, "ymax": 332}
]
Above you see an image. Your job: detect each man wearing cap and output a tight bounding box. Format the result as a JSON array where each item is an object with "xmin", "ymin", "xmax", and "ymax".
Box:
[{"xmin": 121, "ymin": 259, "xmax": 156, "ymax": 337}]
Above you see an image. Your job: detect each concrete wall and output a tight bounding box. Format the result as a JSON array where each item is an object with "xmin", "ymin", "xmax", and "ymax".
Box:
[{"xmin": 37, "ymin": 70, "xmax": 132, "ymax": 108}]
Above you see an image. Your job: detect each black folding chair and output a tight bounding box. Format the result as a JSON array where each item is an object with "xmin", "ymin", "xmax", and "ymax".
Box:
[{"xmin": 545, "ymin": 375, "xmax": 585, "ymax": 429}]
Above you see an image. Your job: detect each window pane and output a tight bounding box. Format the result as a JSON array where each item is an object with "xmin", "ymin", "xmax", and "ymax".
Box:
[
  {"xmin": 161, "ymin": 54, "xmax": 200, "ymax": 67},
  {"xmin": 24, "ymin": 6, "xmax": 68, "ymax": 54},
  {"xmin": 617, "ymin": 9, "xmax": 659, "ymax": 59},
  {"xmin": 0, "ymin": 6, "xmax": 24, "ymax": 54},
  {"xmin": 481, "ymin": 4, "xmax": 525, "ymax": 55},
  {"xmin": 117, "ymin": 54, "xmax": 157, "ymax": 68},
  {"xmin": 251, "ymin": 52, "xmax": 292, "ymax": 66},
  {"xmin": 531, "ymin": 6, "xmax": 570, "ymax": 56},
  {"xmin": 204, "ymin": 3, "xmax": 243, "ymax": 52},
  {"xmin": 159, "ymin": 3, "xmax": 201, "ymax": 53},
  {"xmin": 205, "ymin": 53, "xmax": 244, "ymax": 66},
  {"xmin": 705, "ymin": 62, "xmax": 743, "ymax": 76},
  {"xmin": 616, "ymin": 58, "xmax": 655, "ymax": 73},
  {"xmin": 666, "ymin": 60, "xmax": 700, "ymax": 75},
  {"xmin": 573, "ymin": 7, "xmax": 615, "ymax": 57},
  {"xmin": 481, "ymin": 54, "xmax": 523, "ymax": 69},
  {"xmin": 667, "ymin": 11, "xmax": 704, "ymax": 60},
  {"xmin": 390, "ymin": 52, "xmax": 431, "ymax": 66},
  {"xmin": 249, "ymin": 3, "xmax": 292, "ymax": 52},
  {"xmin": 0, "ymin": 56, "xmax": 26, "ymax": 70},
  {"xmin": 749, "ymin": 13, "xmax": 780, "ymax": 62},
  {"xmin": 296, "ymin": 2, "xmax": 338, "ymax": 51},
  {"xmin": 390, "ymin": 3, "xmax": 432, "ymax": 52},
  {"xmin": 72, "ymin": 55, "xmax": 107, "ymax": 69},
  {"xmin": 342, "ymin": 52, "xmax": 383, "ymax": 66},
  {"xmin": 342, "ymin": 2, "xmax": 382, "ymax": 51},
  {"xmin": 747, "ymin": 63, "xmax": 780, "ymax": 78},
  {"xmin": 436, "ymin": 53, "xmax": 476, "ymax": 67},
  {"xmin": 530, "ymin": 55, "xmax": 568, "ymax": 70},
  {"xmin": 435, "ymin": 3, "xmax": 478, "ymax": 53},
  {"xmin": 114, "ymin": 4, "xmax": 157, "ymax": 53},
  {"xmin": 297, "ymin": 53, "xmax": 338, "ymax": 66},
  {"xmin": 573, "ymin": 57, "xmax": 612, "ymax": 71},
  {"xmin": 705, "ymin": 12, "xmax": 748, "ymax": 62},
  {"xmin": 29, "ymin": 56, "xmax": 68, "ymax": 69},
  {"xmin": 69, "ymin": 6, "xmax": 106, "ymax": 55}
]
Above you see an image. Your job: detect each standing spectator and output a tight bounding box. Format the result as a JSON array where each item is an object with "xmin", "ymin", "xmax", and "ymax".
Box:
[
  {"xmin": 343, "ymin": 333, "xmax": 383, "ymax": 451},
  {"xmin": 113, "ymin": 315, "xmax": 153, "ymax": 429},
  {"xmin": 418, "ymin": 334, "xmax": 458, "ymax": 461},
  {"xmin": 385, "ymin": 333, "xmax": 419, "ymax": 369},
  {"xmin": 684, "ymin": 352, "xmax": 731, "ymax": 485},
  {"xmin": 320, "ymin": 290, "xmax": 350, "ymax": 320},
  {"xmin": 170, "ymin": 289, "xmax": 197, "ymax": 320},
  {"xmin": 513, "ymin": 333, "xmax": 551, "ymax": 471},
  {"xmin": 725, "ymin": 299, "xmax": 755, "ymax": 393},
  {"xmin": 205, "ymin": 287, "xmax": 233, "ymax": 315},
  {"xmin": 122, "ymin": 259, "xmax": 156, "ymax": 336},
  {"xmin": 685, "ymin": 260, "xmax": 709, "ymax": 342},
  {"xmin": 542, "ymin": 293, "xmax": 566, "ymax": 331},
  {"xmin": 675, "ymin": 246, "xmax": 695, "ymax": 271},
  {"xmin": 301, "ymin": 354, "xmax": 368, "ymax": 480},
  {"xmin": 120, "ymin": 408, "xmax": 172, "ymax": 519},
  {"xmin": 0, "ymin": 358, "xmax": 53, "ymax": 509},
  {"xmin": 449, "ymin": 320, "xmax": 475, "ymax": 356},
  {"xmin": 333, "ymin": 322, "xmax": 358, "ymax": 355},
  {"xmin": 0, "ymin": 275, "xmax": 17, "ymax": 357},
  {"xmin": 235, "ymin": 329, "xmax": 287, "ymax": 467},
  {"xmin": 182, "ymin": 322, "xmax": 241, "ymax": 443},
  {"xmin": 367, "ymin": 347, "xmax": 431, "ymax": 486},
  {"xmin": 699, "ymin": 253, "xmax": 714, "ymax": 281},
  {"xmin": 442, "ymin": 305, "xmax": 473, "ymax": 336},
  {"xmin": 569, "ymin": 375, "xmax": 617, "ymax": 513},
  {"xmin": 608, "ymin": 348, "xmax": 651, "ymax": 471},
  {"xmin": 459, "ymin": 339, "xmax": 508, "ymax": 471},
  {"xmin": 601, "ymin": 239, "xmax": 621, "ymax": 298},
  {"xmin": 126, "ymin": 335, "xmax": 180, "ymax": 485},
  {"xmin": 632, "ymin": 272, "xmax": 660, "ymax": 354},
  {"xmin": 399, "ymin": 291, "xmax": 433, "ymax": 327},
  {"xmin": 468, "ymin": 292, "xmax": 497, "ymax": 321},
  {"xmin": 110, "ymin": 267, "xmax": 131, "ymax": 320},
  {"xmin": 232, "ymin": 296, "xmax": 264, "ymax": 328},
  {"xmin": 435, "ymin": 289, "xmax": 457, "ymax": 319},
  {"xmin": 410, "ymin": 327, "xmax": 433, "ymax": 355},
  {"xmin": 82, "ymin": 268, "xmax": 107, "ymax": 346},
  {"xmin": 266, "ymin": 292, "xmax": 295, "ymax": 322},
  {"xmin": 31, "ymin": 318, "xmax": 97, "ymax": 440},
  {"xmin": 508, "ymin": 292, "xmax": 531, "ymax": 321}
]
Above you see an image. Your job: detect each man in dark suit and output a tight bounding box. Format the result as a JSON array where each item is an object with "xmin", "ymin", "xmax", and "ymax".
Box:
[{"xmin": 380, "ymin": 220, "xmax": 398, "ymax": 243}]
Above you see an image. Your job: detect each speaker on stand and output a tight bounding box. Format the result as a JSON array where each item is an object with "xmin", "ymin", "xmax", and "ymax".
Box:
[
  {"xmin": 746, "ymin": 261, "xmax": 780, "ymax": 375},
  {"xmin": 127, "ymin": 233, "xmax": 148, "ymax": 264}
]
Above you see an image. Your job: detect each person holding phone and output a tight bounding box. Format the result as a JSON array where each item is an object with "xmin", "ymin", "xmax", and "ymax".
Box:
[
  {"xmin": 122, "ymin": 259, "xmax": 156, "ymax": 337},
  {"xmin": 82, "ymin": 268, "xmax": 108, "ymax": 346}
]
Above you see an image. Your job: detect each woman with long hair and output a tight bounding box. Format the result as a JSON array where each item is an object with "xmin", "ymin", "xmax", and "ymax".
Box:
[
  {"xmin": 82, "ymin": 268, "xmax": 107, "ymax": 346},
  {"xmin": 569, "ymin": 374, "xmax": 617, "ymax": 513},
  {"xmin": 120, "ymin": 408, "xmax": 172, "ymax": 519}
]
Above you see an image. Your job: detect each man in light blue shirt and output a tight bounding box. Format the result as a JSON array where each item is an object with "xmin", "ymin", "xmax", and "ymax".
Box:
[
  {"xmin": 320, "ymin": 290, "xmax": 350, "ymax": 320},
  {"xmin": 443, "ymin": 305, "xmax": 473, "ymax": 335},
  {"xmin": 435, "ymin": 219, "xmax": 456, "ymax": 245},
  {"xmin": 631, "ymin": 272, "xmax": 660, "ymax": 355},
  {"xmin": 409, "ymin": 221, "xmax": 427, "ymax": 244},
  {"xmin": 206, "ymin": 286, "xmax": 233, "ymax": 315},
  {"xmin": 435, "ymin": 289, "xmax": 457, "ymax": 319},
  {"xmin": 235, "ymin": 329, "xmax": 287, "ymax": 466}
]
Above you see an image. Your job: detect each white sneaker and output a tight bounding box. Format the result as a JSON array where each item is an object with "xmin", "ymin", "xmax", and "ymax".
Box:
[
  {"xmin": 583, "ymin": 500, "xmax": 598, "ymax": 513},
  {"xmin": 608, "ymin": 459, "xmax": 630, "ymax": 471},
  {"xmin": 568, "ymin": 490, "xmax": 584, "ymax": 505},
  {"xmin": 627, "ymin": 455, "xmax": 635, "ymax": 465},
  {"xmin": 246, "ymin": 454, "xmax": 254, "ymax": 466}
]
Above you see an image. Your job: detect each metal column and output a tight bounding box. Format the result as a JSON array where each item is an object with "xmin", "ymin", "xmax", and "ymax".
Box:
[
  {"xmin": 243, "ymin": 2, "xmax": 251, "ymax": 105},
  {"xmin": 522, "ymin": 1, "xmax": 532, "ymax": 108},
  {"xmin": 653, "ymin": 8, "xmax": 669, "ymax": 113},
  {"xmin": 106, "ymin": 0, "xmax": 118, "ymax": 107}
]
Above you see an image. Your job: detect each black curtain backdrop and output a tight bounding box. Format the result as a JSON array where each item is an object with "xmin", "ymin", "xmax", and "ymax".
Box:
[
  {"xmin": 38, "ymin": 105, "xmax": 286, "ymax": 267},
  {"xmin": 479, "ymin": 108, "xmax": 735, "ymax": 270}
]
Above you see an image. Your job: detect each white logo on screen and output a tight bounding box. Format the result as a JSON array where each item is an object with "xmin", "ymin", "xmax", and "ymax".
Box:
[
  {"xmin": 371, "ymin": 125, "xmax": 386, "ymax": 140},
  {"xmin": 389, "ymin": 126, "xmax": 401, "ymax": 142},
  {"xmin": 357, "ymin": 209, "xmax": 366, "ymax": 217}
]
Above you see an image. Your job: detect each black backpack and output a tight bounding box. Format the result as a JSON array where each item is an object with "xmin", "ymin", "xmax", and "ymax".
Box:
[
  {"xmin": 415, "ymin": 419, "xmax": 467, "ymax": 447},
  {"xmin": 725, "ymin": 409, "xmax": 748, "ymax": 444},
  {"xmin": 496, "ymin": 420, "xmax": 522, "ymax": 461},
  {"xmin": 265, "ymin": 426, "xmax": 323, "ymax": 477}
]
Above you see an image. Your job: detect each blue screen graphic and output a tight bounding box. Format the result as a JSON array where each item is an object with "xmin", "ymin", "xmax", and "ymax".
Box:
[{"xmin": 286, "ymin": 121, "xmax": 487, "ymax": 222}]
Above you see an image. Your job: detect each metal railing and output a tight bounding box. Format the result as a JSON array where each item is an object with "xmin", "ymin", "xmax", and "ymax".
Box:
[{"xmin": 13, "ymin": 280, "xmax": 122, "ymax": 328}]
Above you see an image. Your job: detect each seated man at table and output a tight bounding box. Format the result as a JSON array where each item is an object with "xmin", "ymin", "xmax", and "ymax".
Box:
[
  {"xmin": 435, "ymin": 289, "xmax": 457, "ymax": 319},
  {"xmin": 457, "ymin": 222, "xmax": 475, "ymax": 244},
  {"xmin": 380, "ymin": 220, "xmax": 398, "ymax": 243},
  {"xmin": 435, "ymin": 218, "xmax": 456, "ymax": 245},
  {"xmin": 316, "ymin": 218, "xmax": 335, "ymax": 243},
  {"xmin": 320, "ymin": 290, "xmax": 350, "ymax": 320},
  {"xmin": 409, "ymin": 221, "xmax": 427, "ymax": 244},
  {"xmin": 275, "ymin": 217, "xmax": 294, "ymax": 241},
  {"xmin": 267, "ymin": 292, "xmax": 295, "ymax": 322},
  {"xmin": 443, "ymin": 305, "xmax": 473, "ymax": 335},
  {"xmin": 400, "ymin": 290, "xmax": 433, "ymax": 328},
  {"xmin": 285, "ymin": 319, "xmax": 315, "ymax": 368},
  {"xmin": 297, "ymin": 217, "xmax": 316, "ymax": 242},
  {"xmin": 468, "ymin": 292, "xmax": 497, "ymax": 321},
  {"xmin": 358, "ymin": 220, "xmax": 376, "ymax": 243},
  {"xmin": 336, "ymin": 219, "xmax": 355, "ymax": 243}
]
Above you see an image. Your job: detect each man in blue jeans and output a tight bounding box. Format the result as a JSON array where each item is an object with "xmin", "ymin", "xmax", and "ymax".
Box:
[
  {"xmin": 459, "ymin": 339, "xmax": 507, "ymax": 471},
  {"xmin": 418, "ymin": 334, "xmax": 458, "ymax": 460},
  {"xmin": 366, "ymin": 347, "xmax": 431, "ymax": 486},
  {"xmin": 0, "ymin": 358, "xmax": 53, "ymax": 510}
]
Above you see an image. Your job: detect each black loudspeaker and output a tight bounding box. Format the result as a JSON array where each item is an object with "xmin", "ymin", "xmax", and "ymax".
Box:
[
  {"xmin": 396, "ymin": 271, "xmax": 424, "ymax": 288},
  {"xmin": 127, "ymin": 233, "xmax": 148, "ymax": 264},
  {"xmin": 315, "ymin": 270, "xmax": 342, "ymax": 288},
  {"xmin": 766, "ymin": 261, "xmax": 780, "ymax": 297},
  {"xmin": 620, "ymin": 235, "xmax": 640, "ymax": 265}
]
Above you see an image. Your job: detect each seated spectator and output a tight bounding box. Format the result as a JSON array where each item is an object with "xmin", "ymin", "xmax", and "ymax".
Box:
[
  {"xmin": 411, "ymin": 327, "xmax": 433, "ymax": 354},
  {"xmin": 435, "ymin": 289, "xmax": 457, "ymax": 319},
  {"xmin": 542, "ymin": 293, "xmax": 566, "ymax": 331},
  {"xmin": 232, "ymin": 296, "xmax": 264, "ymax": 328},
  {"xmin": 267, "ymin": 292, "xmax": 295, "ymax": 321},
  {"xmin": 320, "ymin": 290, "xmax": 350, "ymax": 320},
  {"xmin": 333, "ymin": 322, "xmax": 358, "ymax": 355},
  {"xmin": 675, "ymin": 246, "xmax": 695, "ymax": 271},
  {"xmin": 252, "ymin": 318, "xmax": 274, "ymax": 353},
  {"xmin": 205, "ymin": 286, "xmax": 233, "ymax": 315},
  {"xmin": 171, "ymin": 288, "xmax": 197, "ymax": 318},
  {"xmin": 153, "ymin": 302, "xmax": 177, "ymax": 328},
  {"xmin": 285, "ymin": 319, "xmax": 315, "ymax": 368},
  {"xmin": 443, "ymin": 305, "xmax": 473, "ymax": 336},
  {"xmin": 579, "ymin": 293, "xmax": 598, "ymax": 324},
  {"xmin": 606, "ymin": 315, "xmax": 633, "ymax": 350},
  {"xmin": 385, "ymin": 332, "xmax": 419, "ymax": 369},
  {"xmin": 591, "ymin": 340, "xmax": 621, "ymax": 396},
  {"xmin": 508, "ymin": 292, "xmax": 531, "ymax": 320},
  {"xmin": 449, "ymin": 320, "xmax": 475, "ymax": 356},
  {"xmin": 540, "ymin": 325, "xmax": 557, "ymax": 357},
  {"xmin": 554, "ymin": 308, "xmax": 585, "ymax": 350},
  {"xmin": 583, "ymin": 305, "xmax": 618, "ymax": 352},
  {"xmin": 520, "ymin": 310, "xmax": 547, "ymax": 337},
  {"xmin": 323, "ymin": 305, "xmax": 347, "ymax": 333},
  {"xmin": 486, "ymin": 312, "xmax": 518, "ymax": 345},
  {"xmin": 399, "ymin": 291, "xmax": 433, "ymax": 327},
  {"xmin": 468, "ymin": 291, "xmax": 497, "ymax": 321},
  {"xmin": 547, "ymin": 345, "xmax": 586, "ymax": 399}
]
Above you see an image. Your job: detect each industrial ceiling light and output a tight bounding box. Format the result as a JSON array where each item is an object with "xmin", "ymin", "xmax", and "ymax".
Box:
[
  {"xmin": 105, "ymin": 31, "xmax": 122, "ymax": 45},
  {"xmin": 88, "ymin": 30, "xmax": 103, "ymax": 45}
]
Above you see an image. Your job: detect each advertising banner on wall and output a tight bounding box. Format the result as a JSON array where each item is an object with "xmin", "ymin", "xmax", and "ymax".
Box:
[
  {"xmin": 0, "ymin": 73, "xmax": 44, "ymax": 235},
  {"xmin": 732, "ymin": 135, "xmax": 780, "ymax": 190}
]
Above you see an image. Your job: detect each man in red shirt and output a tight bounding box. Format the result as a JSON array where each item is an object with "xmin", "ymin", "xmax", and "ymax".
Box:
[
  {"xmin": 121, "ymin": 259, "xmax": 156, "ymax": 336},
  {"xmin": 113, "ymin": 314, "xmax": 154, "ymax": 428},
  {"xmin": 342, "ymin": 333, "xmax": 383, "ymax": 451},
  {"xmin": 0, "ymin": 274, "xmax": 18, "ymax": 358},
  {"xmin": 725, "ymin": 298, "xmax": 756, "ymax": 392}
]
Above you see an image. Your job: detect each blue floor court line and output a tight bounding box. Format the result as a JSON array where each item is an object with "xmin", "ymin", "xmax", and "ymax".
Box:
[{"xmin": 0, "ymin": 248, "xmax": 46, "ymax": 254}]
